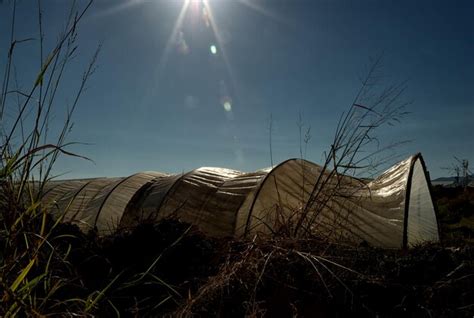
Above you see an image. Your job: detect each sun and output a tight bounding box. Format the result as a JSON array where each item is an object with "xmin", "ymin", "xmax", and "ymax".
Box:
[{"xmin": 96, "ymin": 0, "xmax": 285, "ymax": 115}]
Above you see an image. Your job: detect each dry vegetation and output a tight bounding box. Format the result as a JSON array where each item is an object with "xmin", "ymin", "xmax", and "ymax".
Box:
[
  {"xmin": 1, "ymin": 1, "xmax": 473, "ymax": 317},
  {"xmin": 2, "ymin": 213, "xmax": 473, "ymax": 316}
]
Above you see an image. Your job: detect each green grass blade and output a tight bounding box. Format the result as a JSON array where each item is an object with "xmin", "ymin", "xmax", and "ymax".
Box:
[{"xmin": 10, "ymin": 258, "xmax": 35, "ymax": 292}]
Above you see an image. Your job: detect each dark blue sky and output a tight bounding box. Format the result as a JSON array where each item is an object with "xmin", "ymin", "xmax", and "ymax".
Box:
[{"xmin": 1, "ymin": 0, "xmax": 473, "ymax": 178}]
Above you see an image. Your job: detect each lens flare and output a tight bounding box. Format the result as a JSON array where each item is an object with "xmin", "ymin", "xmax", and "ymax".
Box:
[
  {"xmin": 203, "ymin": 0, "xmax": 238, "ymax": 96},
  {"xmin": 223, "ymin": 101, "xmax": 232, "ymax": 112},
  {"xmin": 210, "ymin": 45, "xmax": 217, "ymax": 55}
]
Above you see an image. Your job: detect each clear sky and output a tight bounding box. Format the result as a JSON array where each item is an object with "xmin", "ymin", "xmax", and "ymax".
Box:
[{"xmin": 1, "ymin": 0, "xmax": 473, "ymax": 179}]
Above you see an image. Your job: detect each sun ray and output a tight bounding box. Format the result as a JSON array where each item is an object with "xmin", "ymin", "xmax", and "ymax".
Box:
[
  {"xmin": 90, "ymin": 0, "xmax": 144, "ymax": 20},
  {"xmin": 238, "ymin": 0, "xmax": 291, "ymax": 26},
  {"xmin": 157, "ymin": 0, "xmax": 192, "ymax": 75},
  {"xmin": 202, "ymin": 0, "xmax": 238, "ymax": 97}
]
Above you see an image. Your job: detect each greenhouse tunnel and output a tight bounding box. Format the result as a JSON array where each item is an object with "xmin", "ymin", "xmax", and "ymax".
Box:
[{"xmin": 41, "ymin": 153, "xmax": 440, "ymax": 248}]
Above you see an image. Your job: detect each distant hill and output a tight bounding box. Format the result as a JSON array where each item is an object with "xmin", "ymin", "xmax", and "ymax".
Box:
[
  {"xmin": 433, "ymin": 177, "xmax": 456, "ymax": 182},
  {"xmin": 431, "ymin": 175, "xmax": 474, "ymax": 187}
]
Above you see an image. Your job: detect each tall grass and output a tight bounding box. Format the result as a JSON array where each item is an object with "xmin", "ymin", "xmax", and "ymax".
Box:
[
  {"xmin": 292, "ymin": 55, "xmax": 410, "ymax": 238},
  {"xmin": 0, "ymin": 1, "xmax": 414, "ymax": 315},
  {"xmin": 261, "ymin": 56, "xmax": 410, "ymax": 240},
  {"xmin": 1, "ymin": 5, "xmax": 190, "ymax": 315},
  {"xmin": 0, "ymin": 1, "xmax": 99, "ymax": 315}
]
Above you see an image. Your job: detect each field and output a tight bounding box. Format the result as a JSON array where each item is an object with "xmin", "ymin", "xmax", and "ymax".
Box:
[
  {"xmin": 1, "ymin": 1, "xmax": 472, "ymax": 316},
  {"xmin": 2, "ymin": 185, "xmax": 472, "ymax": 317}
]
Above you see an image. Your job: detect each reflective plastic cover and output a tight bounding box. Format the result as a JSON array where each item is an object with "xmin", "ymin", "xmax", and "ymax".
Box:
[{"xmin": 40, "ymin": 154, "xmax": 440, "ymax": 248}]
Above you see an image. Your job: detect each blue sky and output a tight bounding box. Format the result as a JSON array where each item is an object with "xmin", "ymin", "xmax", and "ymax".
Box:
[{"xmin": 1, "ymin": 0, "xmax": 473, "ymax": 179}]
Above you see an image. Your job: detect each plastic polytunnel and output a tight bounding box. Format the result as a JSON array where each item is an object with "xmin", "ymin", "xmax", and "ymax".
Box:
[{"xmin": 41, "ymin": 153, "xmax": 440, "ymax": 248}]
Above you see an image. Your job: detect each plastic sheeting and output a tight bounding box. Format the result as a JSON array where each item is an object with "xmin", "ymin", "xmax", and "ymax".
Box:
[
  {"xmin": 407, "ymin": 158, "xmax": 440, "ymax": 246},
  {"xmin": 40, "ymin": 154, "xmax": 440, "ymax": 248},
  {"xmin": 92, "ymin": 172, "xmax": 165, "ymax": 234}
]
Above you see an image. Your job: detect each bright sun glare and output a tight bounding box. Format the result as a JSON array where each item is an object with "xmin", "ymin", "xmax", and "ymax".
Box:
[{"xmin": 101, "ymin": 0, "xmax": 285, "ymax": 115}]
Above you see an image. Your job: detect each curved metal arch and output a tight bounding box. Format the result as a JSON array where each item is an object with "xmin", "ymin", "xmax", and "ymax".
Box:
[
  {"xmin": 155, "ymin": 167, "xmax": 241, "ymax": 226},
  {"xmin": 120, "ymin": 170, "xmax": 204, "ymax": 228},
  {"xmin": 92, "ymin": 172, "xmax": 164, "ymax": 230},
  {"xmin": 120, "ymin": 177, "xmax": 162, "ymax": 224},
  {"xmin": 183, "ymin": 167, "xmax": 242, "ymax": 214},
  {"xmin": 63, "ymin": 177, "xmax": 123, "ymax": 231},
  {"xmin": 150, "ymin": 169, "xmax": 198, "ymax": 218},
  {"xmin": 155, "ymin": 167, "xmax": 244, "ymax": 236},
  {"xmin": 402, "ymin": 154, "xmax": 418, "ymax": 248},
  {"xmin": 214, "ymin": 170, "xmax": 268, "ymax": 235},
  {"xmin": 61, "ymin": 179, "xmax": 94, "ymax": 221},
  {"xmin": 41, "ymin": 180, "xmax": 91, "ymax": 224},
  {"xmin": 241, "ymin": 158, "xmax": 305, "ymax": 237}
]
